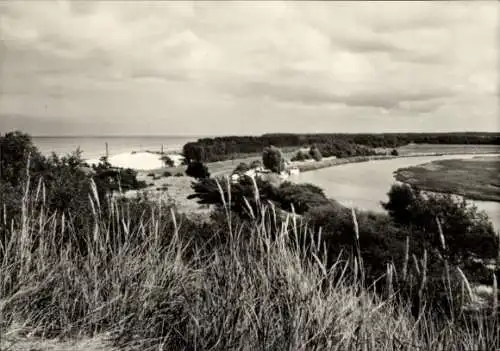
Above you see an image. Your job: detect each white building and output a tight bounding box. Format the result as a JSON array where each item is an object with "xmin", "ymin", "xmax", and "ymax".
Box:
[{"xmin": 230, "ymin": 173, "xmax": 240, "ymax": 183}]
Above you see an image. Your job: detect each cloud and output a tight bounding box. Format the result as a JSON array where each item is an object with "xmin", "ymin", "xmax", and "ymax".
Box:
[
  {"xmin": 234, "ymin": 81, "xmax": 454, "ymax": 110},
  {"xmin": 0, "ymin": 1, "xmax": 498, "ymax": 134}
]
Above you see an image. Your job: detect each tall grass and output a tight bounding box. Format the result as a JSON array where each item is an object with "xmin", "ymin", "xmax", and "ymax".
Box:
[{"xmin": 0, "ymin": 176, "xmax": 499, "ymax": 350}]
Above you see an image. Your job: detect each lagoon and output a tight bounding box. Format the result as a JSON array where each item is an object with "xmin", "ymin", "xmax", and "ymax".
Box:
[{"xmin": 292, "ymin": 154, "xmax": 500, "ymax": 230}]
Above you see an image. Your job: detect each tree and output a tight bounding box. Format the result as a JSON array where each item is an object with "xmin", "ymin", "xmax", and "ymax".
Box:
[
  {"xmin": 0, "ymin": 131, "xmax": 46, "ymax": 187},
  {"xmin": 382, "ymin": 183, "xmax": 498, "ymax": 262},
  {"xmin": 309, "ymin": 145, "xmax": 323, "ymax": 161},
  {"xmin": 186, "ymin": 161, "xmax": 210, "ymax": 179},
  {"xmin": 381, "ymin": 183, "xmax": 417, "ymax": 226},
  {"xmin": 161, "ymin": 155, "xmax": 175, "ymax": 167},
  {"xmin": 262, "ymin": 146, "xmax": 285, "ymax": 173},
  {"xmin": 274, "ymin": 182, "xmax": 329, "ymax": 214},
  {"xmin": 291, "ymin": 150, "xmax": 310, "ymax": 162},
  {"xmin": 188, "ymin": 176, "xmax": 279, "ymax": 219}
]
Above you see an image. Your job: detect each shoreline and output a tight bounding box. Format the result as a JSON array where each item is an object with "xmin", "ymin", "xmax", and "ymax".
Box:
[
  {"xmin": 393, "ymin": 155, "xmax": 500, "ymax": 203},
  {"xmin": 84, "ymin": 150, "xmax": 184, "ymax": 171},
  {"xmin": 296, "ymin": 152, "xmax": 500, "ymax": 174},
  {"xmin": 92, "ymin": 149, "xmax": 500, "ymax": 219}
]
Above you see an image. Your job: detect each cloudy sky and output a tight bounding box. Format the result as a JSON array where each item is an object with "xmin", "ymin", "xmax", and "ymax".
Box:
[{"xmin": 1, "ymin": 1, "xmax": 499, "ymax": 136}]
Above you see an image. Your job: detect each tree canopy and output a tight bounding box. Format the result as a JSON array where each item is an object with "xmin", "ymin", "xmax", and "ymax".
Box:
[{"xmin": 262, "ymin": 146, "xmax": 285, "ymax": 173}]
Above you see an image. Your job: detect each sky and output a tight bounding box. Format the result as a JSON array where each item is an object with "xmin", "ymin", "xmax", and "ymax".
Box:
[{"xmin": 0, "ymin": 1, "xmax": 499, "ymax": 136}]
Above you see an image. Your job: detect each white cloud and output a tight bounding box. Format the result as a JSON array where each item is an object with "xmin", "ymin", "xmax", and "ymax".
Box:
[{"xmin": 0, "ymin": 0, "xmax": 498, "ymax": 134}]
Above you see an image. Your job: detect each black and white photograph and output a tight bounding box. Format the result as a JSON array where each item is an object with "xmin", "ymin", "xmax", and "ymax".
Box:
[{"xmin": 0, "ymin": 1, "xmax": 499, "ymax": 350}]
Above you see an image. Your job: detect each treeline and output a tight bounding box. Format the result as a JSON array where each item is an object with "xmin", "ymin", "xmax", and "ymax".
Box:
[
  {"xmin": 183, "ymin": 132, "xmax": 500, "ymax": 163},
  {"xmin": 263, "ymin": 132, "xmax": 500, "ymax": 148}
]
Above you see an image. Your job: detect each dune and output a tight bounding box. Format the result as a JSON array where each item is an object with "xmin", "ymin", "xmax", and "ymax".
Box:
[{"xmin": 85, "ymin": 152, "xmax": 184, "ymax": 170}]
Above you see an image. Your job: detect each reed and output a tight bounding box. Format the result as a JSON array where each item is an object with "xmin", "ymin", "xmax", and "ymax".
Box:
[{"xmin": 0, "ymin": 178, "xmax": 499, "ymax": 350}]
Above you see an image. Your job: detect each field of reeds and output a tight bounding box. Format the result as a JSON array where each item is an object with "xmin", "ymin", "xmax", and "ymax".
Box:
[
  {"xmin": 1, "ymin": 177, "xmax": 499, "ymax": 350},
  {"xmin": 395, "ymin": 156, "xmax": 500, "ymax": 202}
]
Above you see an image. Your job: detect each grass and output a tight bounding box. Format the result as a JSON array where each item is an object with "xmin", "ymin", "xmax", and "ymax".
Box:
[
  {"xmin": 394, "ymin": 144, "xmax": 500, "ymax": 156},
  {"xmin": 395, "ymin": 156, "xmax": 500, "ymax": 202},
  {"xmin": 1, "ymin": 177, "xmax": 499, "ymax": 350}
]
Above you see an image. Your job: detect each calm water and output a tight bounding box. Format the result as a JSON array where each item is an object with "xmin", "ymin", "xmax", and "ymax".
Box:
[
  {"xmin": 292, "ymin": 154, "xmax": 500, "ymax": 230},
  {"xmin": 33, "ymin": 136, "xmax": 199, "ymax": 160}
]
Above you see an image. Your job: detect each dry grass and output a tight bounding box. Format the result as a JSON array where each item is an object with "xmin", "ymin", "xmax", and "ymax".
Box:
[{"xmin": 1, "ymin": 177, "xmax": 499, "ymax": 350}]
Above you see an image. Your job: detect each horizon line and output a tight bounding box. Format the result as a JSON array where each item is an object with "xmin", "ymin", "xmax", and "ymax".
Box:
[{"xmin": 28, "ymin": 131, "xmax": 500, "ymax": 138}]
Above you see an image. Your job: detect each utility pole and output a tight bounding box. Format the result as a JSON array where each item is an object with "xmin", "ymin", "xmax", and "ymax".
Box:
[{"xmin": 105, "ymin": 142, "xmax": 109, "ymax": 159}]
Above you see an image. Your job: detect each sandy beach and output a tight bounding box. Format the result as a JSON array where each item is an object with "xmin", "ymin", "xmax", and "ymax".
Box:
[{"xmin": 85, "ymin": 151, "xmax": 184, "ymax": 170}]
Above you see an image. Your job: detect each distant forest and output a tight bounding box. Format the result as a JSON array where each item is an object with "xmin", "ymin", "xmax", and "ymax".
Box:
[{"xmin": 183, "ymin": 132, "xmax": 500, "ymax": 163}]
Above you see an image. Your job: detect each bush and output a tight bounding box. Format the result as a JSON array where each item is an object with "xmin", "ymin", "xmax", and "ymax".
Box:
[
  {"xmin": 188, "ymin": 178, "xmax": 329, "ymax": 218},
  {"xmin": 391, "ymin": 148, "xmax": 399, "ymax": 156},
  {"xmin": 163, "ymin": 171, "xmax": 172, "ymax": 177},
  {"xmin": 309, "ymin": 145, "xmax": 323, "ymax": 161},
  {"xmin": 161, "ymin": 155, "xmax": 175, "ymax": 167},
  {"xmin": 233, "ymin": 162, "xmax": 250, "ymax": 174},
  {"xmin": 291, "ymin": 150, "xmax": 311, "ymax": 162},
  {"xmin": 175, "ymin": 172, "xmax": 184, "ymax": 177},
  {"xmin": 382, "ymin": 183, "xmax": 498, "ymax": 262},
  {"xmin": 250, "ymin": 160, "xmax": 262, "ymax": 169},
  {"xmin": 0, "ymin": 131, "xmax": 146, "ymax": 254},
  {"xmin": 273, "ymin": 182, "xmax": 329, "ymax": 214},
  {"xmin": 305, "ymin": 204, "xmax": 407, "ymax": 279},
  {"xmin": 186, "ymin": 161, "xmax": 210, "ymax": 179}
]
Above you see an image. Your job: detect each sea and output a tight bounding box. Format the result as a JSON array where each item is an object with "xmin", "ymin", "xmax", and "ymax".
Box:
[{"xmin": 32, "ymin": 136, "xmax": 200, "ymax": 161}]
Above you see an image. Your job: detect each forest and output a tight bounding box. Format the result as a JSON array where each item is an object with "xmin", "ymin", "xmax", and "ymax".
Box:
[{"xmin": 183, "ymin": 132, "xmax": 500, "ymax": 163}]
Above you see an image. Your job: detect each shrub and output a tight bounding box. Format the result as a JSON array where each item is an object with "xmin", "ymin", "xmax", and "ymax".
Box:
[
  {"xmin": 163, "ymin": 171, "xmax": 172, "ymax": 177},
  {"xmin": 273, "ymin": 182, "xmax": 329, "ymax": 214},
  {"xmin": 175, "ymin": 172, "xmax": 184, "ymax": 177},
  {"xmin": 161, "ymin": 155, "xmax": 175, "ymax": 167},
  {"xmin": 391, "ymin": 148, "xmax": 399, "ymax": 156},
  {"xmin": 291, "ymin": 150, "xmax": 310, "ymax": 162},
  {"xmin": 382, "ymin": 183, "xmax": 498, "ymax": 262},
  {"xmin": 0, "ymin": 131, "xmax": 146, "ymax": 254},
  {"xmin": 233, "ymin": 162, "xmax": 250, "ymax": 174},
  {"xmin": 309, "ymin": 145, "xmax": 323, "ymax": 161},
  {"xmin": 250, "ymin": 160, "xmax": 262, "ymax": 169},
  {"xmin": 188, "ymin": 178, "xmax": 329, "ymax": 218},
  {"xmin": 186, "ymin": 161, "xmax": 210, "ymax": 179}
]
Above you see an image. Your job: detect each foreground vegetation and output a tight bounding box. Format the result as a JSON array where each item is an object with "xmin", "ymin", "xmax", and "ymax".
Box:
[
  {"xmin": 1, "ymin": 131, "xmax": 500, "ymax": 350},
  {"xmin": 395, "ymin": 156, "xmax": 500, "ymax": 202},
  {"xmin": 1, "ymin": 183, "xmax": 499, "ymax": 350}
]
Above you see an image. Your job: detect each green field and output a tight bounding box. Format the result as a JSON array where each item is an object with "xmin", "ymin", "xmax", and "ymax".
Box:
[{"xmin": 395, "ymin": 156, "xmax": 500, "ymax": 202}]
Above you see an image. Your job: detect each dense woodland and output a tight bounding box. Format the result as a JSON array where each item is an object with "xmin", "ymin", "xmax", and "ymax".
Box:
[{"xmin": 183, "ymin": 132, "xmax": 500, "ymax": 163}]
